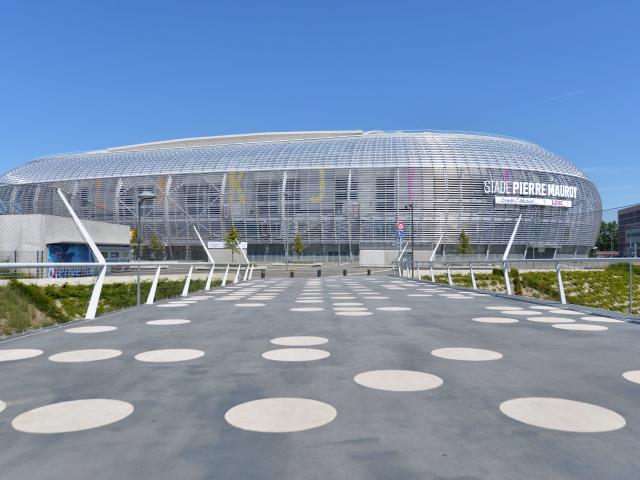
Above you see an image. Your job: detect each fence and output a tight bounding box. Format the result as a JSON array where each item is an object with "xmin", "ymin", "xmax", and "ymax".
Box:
[{"xmin": 394, "ymin": 257, "xmax": 640, "ymax": 318}]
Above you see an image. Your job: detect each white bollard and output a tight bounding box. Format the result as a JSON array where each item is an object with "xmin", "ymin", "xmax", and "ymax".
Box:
[
  {"xmin": 233, "ymin": 265, "xmax": 240, "ymax": 284},
  {"xmin": 221, "ymin": 264, "xmax": 230, "ymax": 287},
  {"xmin": 181, "ymin": 265, "xmax": 193, "ymax": 297},
  {"xmin": 248, "ymin": 264, "xmax": 255, "ymax": 280},
  {"xmin": 243, "ymin": 264, "xmax": 249, "ymax": 282},
  {"xmin": 205, "ymin": 264, "xmax": 215, "ymax": 291},
  {"xmin": 146, "ymin": 265, "xmax": 162, "ymax": 304}
]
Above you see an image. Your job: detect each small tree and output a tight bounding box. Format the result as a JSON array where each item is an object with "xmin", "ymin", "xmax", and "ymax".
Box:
[
  {"xmin": 293, "ymin": 233, "xmax": 305, "ymax": 258},
  {"xmin": 130, "ymin": 227, "xmax": 139, "ymax": 259},
  {"xmin": 457, "ymin": 229, "xmax": 474, "ymax": 254},
  {"xmin": 147, "ymin": 234, "xmax": 165, "ymax": 260},
  {"xmin": 224, "ymin": 225, "xmax": 240, "ymax": 262}
]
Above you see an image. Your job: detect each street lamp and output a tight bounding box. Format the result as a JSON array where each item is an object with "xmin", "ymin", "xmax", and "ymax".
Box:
[
  {"xmin": 136, "ymin": 191, "xmax": 156, "ymax": 305},
  {"xmin": 403, "ymin": 203, "xmax": 415, "ymax": 278}
]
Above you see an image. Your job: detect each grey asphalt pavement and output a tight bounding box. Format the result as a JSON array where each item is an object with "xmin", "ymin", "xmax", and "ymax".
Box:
[{"xmin": 0, "ymin": 275, "xmax": 639, "ymax": 480}]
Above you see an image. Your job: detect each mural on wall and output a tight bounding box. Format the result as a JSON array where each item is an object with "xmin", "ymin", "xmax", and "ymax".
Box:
[{"xmin": 47, "ymin": 243, "xmax": 93, "ymax": 278}]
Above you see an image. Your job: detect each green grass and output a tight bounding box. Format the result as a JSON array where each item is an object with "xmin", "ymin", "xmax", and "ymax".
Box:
[
  {"xmin": 0, "ymin": 277, "xmax": 222, "ymax": 336},
  {"xmin": 423, "ymin": 265, "xmax": 640, "ymax": 315}
]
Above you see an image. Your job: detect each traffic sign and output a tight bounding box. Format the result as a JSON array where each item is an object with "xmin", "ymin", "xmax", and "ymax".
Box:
[
  {"xmin": 397, "ymin": 230, "xmax": 405, "ymax": 237},
  {"xmin": 397, "ymin": 222, "xmax": 405, "ymax": 232}
]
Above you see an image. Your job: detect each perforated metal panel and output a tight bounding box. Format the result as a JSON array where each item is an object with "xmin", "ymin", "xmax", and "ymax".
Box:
[{"xmin": 0, "ymin": 131, "xmax": 601, "ymax": 255}]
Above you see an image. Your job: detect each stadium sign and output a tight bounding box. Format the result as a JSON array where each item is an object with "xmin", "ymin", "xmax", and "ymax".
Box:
[{"xmin": 484, "ymin": 180, "xmax": 576, "ymax": 208}]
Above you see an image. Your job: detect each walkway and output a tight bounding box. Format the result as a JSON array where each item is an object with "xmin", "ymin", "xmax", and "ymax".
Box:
[{"xmin": 0, "ymin": 275, "xmax": 638, "ymax": 479}]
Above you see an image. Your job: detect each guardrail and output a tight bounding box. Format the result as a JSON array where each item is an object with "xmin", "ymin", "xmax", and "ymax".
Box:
[
  {"xmin": 393, "ymin": 257, "xmax": 640, "ymax": 316},
  {"xmin": 0, "ymin": 261, "xmax": 257, "ymax": 320}
]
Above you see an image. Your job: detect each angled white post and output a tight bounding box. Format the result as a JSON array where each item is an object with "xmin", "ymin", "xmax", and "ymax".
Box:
[
  {"xmin": 236, "ymin": 239, "xmax": 250, "ymax": 264},
  {"xmin": 248, "ymin": 263, "xmax": 255, "ymax": 280},
  {"xmin": 57, "ymin": 188, "xmax": 106, "ymax": 320},
  {"xmin": 221, "ymin": 264, "xmax": 230, "ymax": 286},
  {"xmin": 205, "ymin": 265, "xmax": 215, "ymax": 291},
  {"xmin": 193, "ymin": 226, "xmax": 216, "ymax": 291},
  {"xmin": 429, "ymin": 234, "xmax": 443, "ymax": 283},
  {"xmin": 502, "ymin": 215, "xmax": 522, "ymax": 296},
  {"xmin": 430, "ymin": 262, "xmax": 435, "ymax": 282},
  {"xmin": 146, "ymin": 265, "xmax": 162, "ymax": 304},
  {"xmin": 243, "ymin": 264, "xmax": 249, "ymax": 282},
  {"xmin": 556, "ymin": 262, "xmax": 567, "ymax": 304},
  {"xmin": 447, "ymin": 265, "xmax": 453, "ymax": 285},
  {"xmin": 416, "ymin": 265, "xmax": 421, "ymax": 280},
  {"xmin": 182, "ymin": 265, "xmax": 193, "ymax": 296},
  {"xmin": 233, "ymin": 264, "xmax": 240, "ymax": 284},
  {"xmin": 470, "ymin": 265, "xmax": 477, "ymax": 290}
]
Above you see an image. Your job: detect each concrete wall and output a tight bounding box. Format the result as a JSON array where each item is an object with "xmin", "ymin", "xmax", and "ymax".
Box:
[
  {"xmin": 0, "ymin": 214, "xmax": 130, "ymax": 253},
  {"xmin": 359, "ymin": 248, "xmax": 434, "ymax": 266},
  {"xmin": 207, "ymin": 248, "xmax": 249, "ymax": 264}
]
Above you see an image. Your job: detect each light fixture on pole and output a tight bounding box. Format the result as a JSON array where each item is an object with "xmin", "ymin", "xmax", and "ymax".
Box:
[
  {"xmin": 403, "ymin": 203, "xmax": 415, "ymax": 278},
  {"xmin": 136, "ymin": 191, "xmax": 156, "ymax": 305}
]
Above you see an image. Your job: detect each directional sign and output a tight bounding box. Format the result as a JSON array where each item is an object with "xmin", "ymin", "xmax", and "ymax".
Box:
[
  {"xmin": 397, "ymin": 222, "xmax": 405, "ymax": 232},
  {"xmin": 397, "ymin": 230, "xmax": 405, "ymax": 237}
]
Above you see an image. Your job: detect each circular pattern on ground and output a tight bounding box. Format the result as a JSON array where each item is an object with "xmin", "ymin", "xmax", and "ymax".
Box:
[
  {"xmin": 549, "ymin": 309, "xmax": 583, "ymax": 315},
  {"xmin": 529, "ymin": 305, "xmax": 558, "ymax": 310},
  {"xmin": 332, "ymin": 302, "xmax": 363, "ymax": 306},
  {"xmin": 146, "ymin": 319, "xmax": 191, "ymax": 326},
  {"xmin": 499, "ymin": 397, "xmax": 626, "ymax": 432},
  {"xmin": 289, "ymin": 307, "xmax": 324, "ymax": 312},
  {"xmin": 408, "ymin": 294, "xmax": 432, "ymax": 297},
  {"xmin": 581, "ymin": 316, "xmax": 624, "ymax": 323},
  {"xmin": 527, "ymin": 316, "xmax": 575, "ymax": 324},
  {"xmin": 376, "ymin": 306, "xmax": 411, "ymax": 311},
  {"xmin": 234, "ymin": 303, "xmax": 265, "ymax": 307},
  {"xmin": 224, "ymin": 397, "xmax": 337, "ymax": 433},
  {"xmin": 431, "ymin": 347, "xmax": 503, "ymax": 361},
  {"xmin": 622, "ymin": 370, "xmax": 640, "ymax": 385},
  {"xmin": 295, "ymin": 299, "xmax": 323, "ymax": 304},
  {"xmin": 335, "ymin": 311, "xmax": 373, "ymax": 316},
  {"xmin": 48, "ymin": 349, "xmax": 122, "ymax": 363},
  {"xmin": 134, "ymin": 349, "xmax": 205, "ymax": 363},
  {"xmin": 262, "ymin": 348, "xmax": 330, "ymax": 362},
  {"xmin": 271, "ymin": 336, "xmax": 328, "ymax": 346},
  {"xmin": 486, "ymin": 306, "xmax": 522, "ymax": 311},
  {"xmin": 552, "ymin": 323, "xmax": 608, "ymax": 331},
  {"xmin": 0, "ymin": 349, "xmax": 43, "ymax": 362},
  {"xmin": 12, "ymin": 399, "xmax": 134, "ymax": 434},
  {"xmin": 354, "ymin": 370, "xmax": 443, "ymax": 392},
  {"xmin": 65, "ymin": 326, "xmax": 118, "ymax": 334},
  {"xmin": 500, "ymin": 310, "xmax": 542, "ymax": 316},
  {"xmin": 472, "ymin": 317, "xmax": 519, "ymax": 324},
  {"xmin": 158, "ymin": 303, "xmax": 189, "ymax": 307},
  {"xmin": 364, "ymin": 296, "xmax": 388, "ymax": 299}
]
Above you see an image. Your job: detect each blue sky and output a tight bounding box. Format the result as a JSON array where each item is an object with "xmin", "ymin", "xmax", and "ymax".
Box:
[{"xmin": 0, "ymin": 0, "xmax": 638, "ymax": 215}]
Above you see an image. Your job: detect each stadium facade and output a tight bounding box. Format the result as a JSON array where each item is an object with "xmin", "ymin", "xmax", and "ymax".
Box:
[{"xmin": 0, "ymin": 131, "xmax": 601, "ymax": 263}]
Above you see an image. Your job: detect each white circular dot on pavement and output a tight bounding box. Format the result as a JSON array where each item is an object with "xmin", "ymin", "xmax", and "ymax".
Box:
[
  {"xmin": 48, "ymin": 349, "xmax": 122, "ymax": 363},
  {"xmin": 332, "ymin": 302, "xmax": 363, "ymax": 306},
  {"xmin": 333, "ymin": 307, "xmax": 368, "ymax": 311},
  {"xmin": 552, "ymin": 324, "xmax": 608, "ymax": 332},
  {"xmin": 499, "ymin": 397, "xmax": 626, "ymax": 432},
  {"xmin": 188, "ymin": 296, "xmax": 210, "ymax": 300},
  {"xmin": 146, "ymin": 319, "xmax": 191, "ymax": 326},
  {"xmin": 354, "ymin": 370, "xmax": 443, "ymax": 392},
  {"xmin": 408, "ymin": 294, "xmax": 432, "ymax": 297},
  {"xmin": 622, "ymin": 370, "xmax": 640, "ymax": 384},
  {"xmin": 364, "ymin": 296, "xmax": 389, "ymax": 300},
  {"xmin": 498, "ymin": 310, "xmax": 541, "ymax": 316},
  {"xmin": 224, "ymin": 397, "xmax": 337, "ymax": 433},
  {"xmin": 0, "ymin": 349, "xmax": 43, "ymax": 362},
  {"xmin": 486, "ymin": 306, "xmax": 522, "ymax": 311},
  {"xmin": 295, "ymin": 299, "xmax": 323, "ymax": 304},
  {"xmin": 581, "ymin": 316, "xmax": 624, "ymax": 323},
  {"xmin": 431, "ymin": 347, "xmax": 503, "ymax": 361},
  {"xmin": 11, "ymin": 399, "xmax": 134, "ymax": 434},
  {"xmin": 549, "ymin": 309, "xmax": 583, "ymax": 315},
  {"xmin": 473, "ymin": 317, "xmax": 519, "ymax": 324},
  {"xmin": 529, "ymin": 305, "xmax": 558, "ymax": 310},
  {"xmin": 271, "ymin": 336, "xmax": 328, "ymax": 346},
  {"xmin": 234, "ymin": 303, "xmax": 265, "ymax": 307},
  {"xmin": 65, "ymin": 326, "xmax": 117, "ymax": 334},
  {"xmin": 331, "ymin": 296, "xmax": 356, "ymax": 300},
  {"xmin": 289, "ymin": 307, "xmax": 324, "ymax": 312},
  {"xmin": 0, "ymin": 400, "xmax": 5, "ymax": 413},
  {"xmin": 158, "ymin": 303, "xmax": 189, "ymax": 307},
  {"xmin": 262, "ymin": 348, "xmax": 330, "ymax": 362},
  {"xmin": 134, "ymin": 349, "xmax": 205, "ymax": 363},
  {"xmin": 169, "ymin": 300, "xmax": 197, "ymax": 304},
  {"xmin": 527, "ymin": 316, "xmax": 575, "ymax": 323},
  {"xmin": 335, "ymin": 311, "xmax": 373, "ymax": 316},
  {"xmin": 443, "ymin": 294, "xmax": 472, "ymax": 299},
  {"xmin": 376, "ymin": 306, "xmax": 411, "ymax": 311}
]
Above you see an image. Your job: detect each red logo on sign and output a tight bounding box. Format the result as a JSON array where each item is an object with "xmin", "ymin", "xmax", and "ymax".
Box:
[{"xmin": 397, "ymin": 222, "xmax": 405, "ymax": 231}]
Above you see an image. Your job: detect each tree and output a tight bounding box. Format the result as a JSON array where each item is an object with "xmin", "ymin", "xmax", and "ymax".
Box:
[
  {"xmin": 130, "ymin": 227, "xmax": 139, "ymax": 258},
  {"xmin": 596, "ymin": 221, "xmax": 618, "ymax": 252},
  {"xmin": 457, "ymin": 229, "xmax": 474, "ymax": 254},
  {"xmin": 224, "ymin": 225, "xmax": 241, "ymax": 262},
  {"xmin": 293, "ymin": 233, "xmax": 305, "ymax": 257},
  {"xmin": 147, "ymin": 234, "xmax": 165, "ymax": 260}
]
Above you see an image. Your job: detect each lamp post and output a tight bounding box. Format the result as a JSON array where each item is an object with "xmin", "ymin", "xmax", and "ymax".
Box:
[
  {"xmin": 403, "ymin": 203, "xmax": 415, "ymax": 278},
  {"xmin": 136, "ymin": 191, "xmax": 156, "ymax": 305}
]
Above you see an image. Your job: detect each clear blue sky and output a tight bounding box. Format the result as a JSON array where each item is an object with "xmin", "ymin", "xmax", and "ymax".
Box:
[{"xmin": 1, "ymin": 0, "xmax": 638, "ymax": 215}]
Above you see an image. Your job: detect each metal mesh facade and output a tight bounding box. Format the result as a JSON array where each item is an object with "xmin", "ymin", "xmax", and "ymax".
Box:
[{"xmin": 0, "ymin": 131, "xmax": 601, "ymax": 258}]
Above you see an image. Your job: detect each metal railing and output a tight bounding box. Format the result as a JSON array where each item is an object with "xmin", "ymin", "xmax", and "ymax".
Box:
[
  {"xmin": 393, "ymin": 257, "xmax": 640, "ymax": 317},
  {"xmin": 0, "ymin": 261, "xmax": 257, "ymax": 320}
]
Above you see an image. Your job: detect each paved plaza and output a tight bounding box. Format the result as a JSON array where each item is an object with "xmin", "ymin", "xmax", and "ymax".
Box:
[{"xmin": 0, "ymin": 275, "xmax": 639, "ymax": 479}]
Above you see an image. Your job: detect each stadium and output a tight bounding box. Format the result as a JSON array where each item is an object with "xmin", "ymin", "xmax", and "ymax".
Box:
[{"xmin": 0, "ymin": 130, "xmax": 601, "ymax": 264}]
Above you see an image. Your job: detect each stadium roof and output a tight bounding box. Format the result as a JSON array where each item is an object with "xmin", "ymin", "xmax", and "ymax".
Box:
[{"xmin": 0, "ymin": 131, "xmax": 589, "ymax": 184}]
